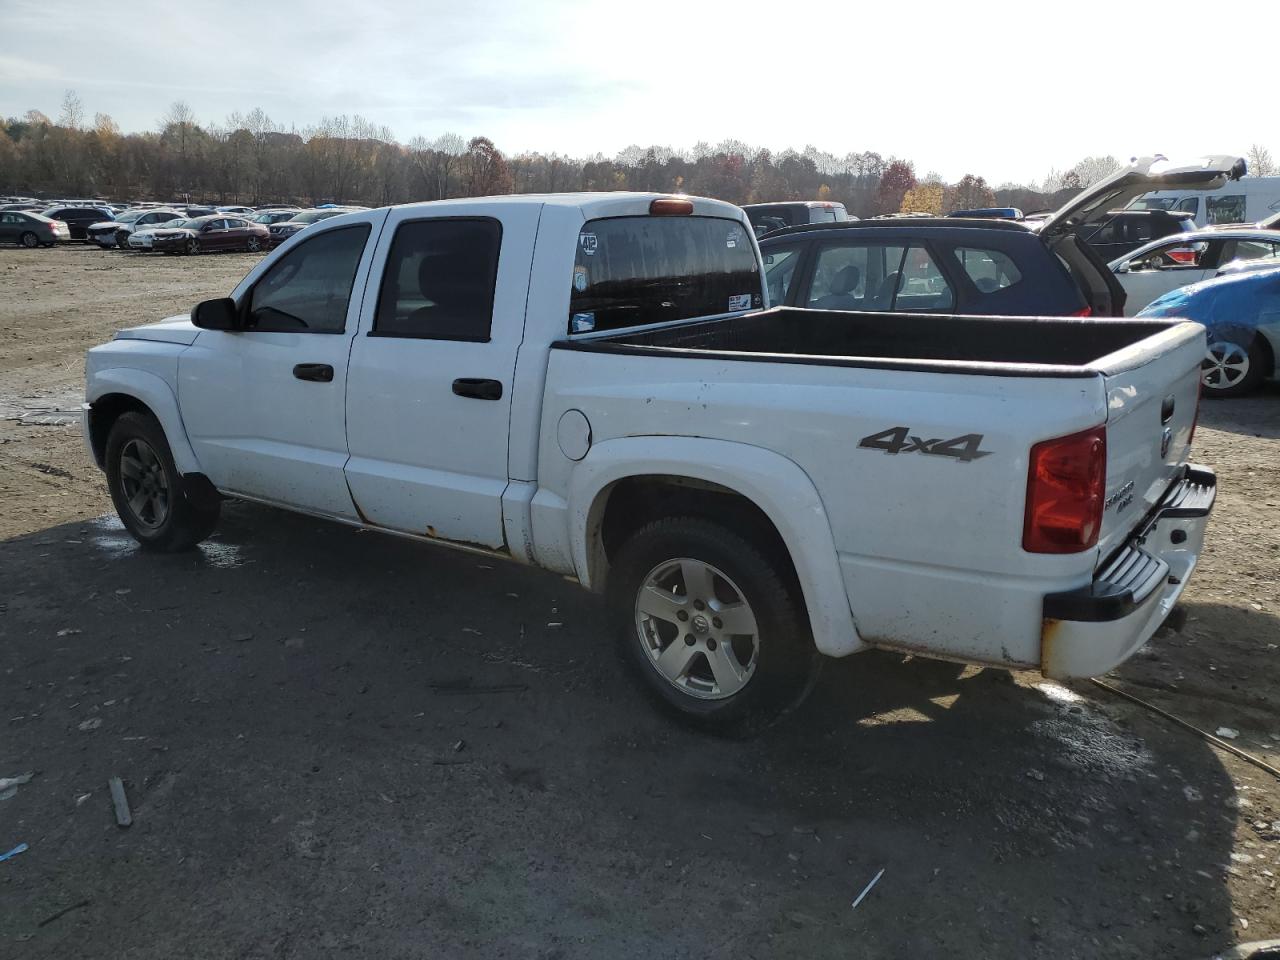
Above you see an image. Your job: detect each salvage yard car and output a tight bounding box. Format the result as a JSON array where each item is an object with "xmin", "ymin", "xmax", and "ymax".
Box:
[
  {"xmin": 1, "ymin": 209, "xmax": 70, "ymax": 247},
  {"xmin": 1110, "ymin": 227, "xmax": 1280, "ymax": 315},
  {"xmin": 83, "ymin": 191, "xmax": 1216, "ymax": 733},
  {"xmin": 87, "ymin": 208, "xmax": 182, "ymax": 249}
]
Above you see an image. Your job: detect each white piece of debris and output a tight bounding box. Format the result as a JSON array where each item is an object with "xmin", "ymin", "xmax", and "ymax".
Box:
[
  {"xmin": 1216, "ymin": 727, "xmax": 1240, "ymax": 740},
  {"xmin": 851, "ymin": 867, "xmax": 885, "ymax": 911},
  {"xmin": 0, "ymin": 772, "xmax": 34, "ymax": 801},
  {"xmin": 78, "ymin": 718, "xmax": 102, "ymax": 731},
  {"xmin": 108, "ymin": 776, "xmax": 132, "ymax": 828}
]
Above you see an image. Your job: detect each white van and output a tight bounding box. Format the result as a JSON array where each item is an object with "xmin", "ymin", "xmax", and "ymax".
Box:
[{"xmin": 1129, "ymin": 175, "xmax": 1280, "ymax": 227}]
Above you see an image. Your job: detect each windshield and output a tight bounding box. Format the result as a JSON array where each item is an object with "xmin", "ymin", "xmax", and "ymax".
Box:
[
  {"xmin": 290, "ymin": 209, "xmax": 340, "ymax": 224},
  {"xmin": 117, "ymin": 211, "xmax": 146, "ymax": 223},
  {"xmin": 1129, "ymin": 197, "xmax": 1176, "ymax": 211},
  {"xmin": 567, "ymin": 215, "xmax": 762, "ymax": 334},
  {"xmin": 157, "ymin": 219, "xmax": 190, "ymax": 229}
]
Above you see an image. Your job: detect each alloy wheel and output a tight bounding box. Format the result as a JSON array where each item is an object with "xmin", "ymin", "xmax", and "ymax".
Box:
[
  {"xmin": 118, "ymin": 438, "xmax": 170, "ymax": 529},
  {"xmin": 247, "ymin": 236, "xmax": 261, "ymax": 252},
  {"xmin": 1202, "ymin": 340, "xmax": 1250, "ymax": 390},
  {"xmin": 20, "ymin": 232, "xmax": 38, "ymax": 248},
  {"xmin": 634, "ymin": 557, "xmax": 760, "ymax": 700}
]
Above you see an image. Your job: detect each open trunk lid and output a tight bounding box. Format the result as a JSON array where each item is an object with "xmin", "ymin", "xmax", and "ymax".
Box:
[
  {"xmin": 1092, "ymin": 322, "xmax": 1206, "ymax": 562},
  {"xmin": 1039, "ymin": 155, "xmax": 1246, "ymax": 240}
]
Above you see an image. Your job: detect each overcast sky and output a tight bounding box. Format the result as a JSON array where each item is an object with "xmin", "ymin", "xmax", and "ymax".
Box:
[{"xmin": 0, "ymin": 0, "xmax": 1272, "ymax": 185}]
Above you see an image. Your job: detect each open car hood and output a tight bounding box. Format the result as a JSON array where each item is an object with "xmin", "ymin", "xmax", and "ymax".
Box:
[{"xmin": 1038, "ymin": 155, "xmax": 1246, "ymax": 239}]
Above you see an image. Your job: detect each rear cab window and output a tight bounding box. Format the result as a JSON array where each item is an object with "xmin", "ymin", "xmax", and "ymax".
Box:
[{"xmin": 568, "ymin": 216, "xmax": 761, "ymax": 334}]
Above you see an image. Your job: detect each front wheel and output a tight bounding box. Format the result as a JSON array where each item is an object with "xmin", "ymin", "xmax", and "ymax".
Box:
[
  {"xmin": 185, "ymin": 238, "xmax": 200, "ymax": 255},
  {"xmin": 105, "ymin": 411, "xmax": 219, "ymax": 551},
  {"xmin": 246, "ymin": 235, "xmax": 261, "ymax": 252},
  {"xmin": 606, "ymin": 517, "xmax": 820, "ymax": 735},
  {"xmin": 1202, "ymin": 333, "xmax": 1268, "ymax": 398}
]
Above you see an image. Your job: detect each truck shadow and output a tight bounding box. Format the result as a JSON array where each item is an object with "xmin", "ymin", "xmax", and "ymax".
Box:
[{"xmin": 0, "ymin": 502, "xmax": 1248, "ymax": 959}]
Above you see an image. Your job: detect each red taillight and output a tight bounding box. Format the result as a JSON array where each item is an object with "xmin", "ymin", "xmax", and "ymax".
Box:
[
  {"xmin": 1069, "ymin": 306, "xmax": 1092, "ymax": 317},
  {"xmin": 1023, "ymin": 425, "xmax": 1106, "ymax": 553},
  {"xmin": 649, "ymin": 197, "xmax": 693, "ymax": 216}
]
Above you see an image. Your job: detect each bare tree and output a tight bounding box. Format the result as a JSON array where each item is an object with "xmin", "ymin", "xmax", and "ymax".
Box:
[
  {"xmin": 58, "ymin": 90, "xmax": 85, "ymax": 130},
  {"xmin": 1247, "ymin": 144, "xmax": 1276, "ymax": 178}
]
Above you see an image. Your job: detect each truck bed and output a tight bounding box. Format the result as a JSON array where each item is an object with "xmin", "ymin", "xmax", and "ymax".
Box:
[{"xmin": 558, "ymin": 307, "xmax": 1184, "ymax": 377}]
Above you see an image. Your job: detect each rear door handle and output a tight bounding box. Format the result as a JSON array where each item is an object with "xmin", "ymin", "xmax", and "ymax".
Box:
[
  {"xmin": 293, "ymin": 363, "xmax": 334, "ymax": 383},
  {"xmin": 452, "ymin": 378, "xmax": 503, "ymax": 401}
]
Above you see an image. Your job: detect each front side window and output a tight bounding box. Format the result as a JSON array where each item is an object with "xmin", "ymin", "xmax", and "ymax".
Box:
[
  {"xmin": 954, "ymin": 246, "xmax": 1023, "ymax": 292},
  {"xmin": 568, "ymin": 216, "xmax": 760, "ymax": 334},
  {"xmin": 246, "ymin": 224, "xmax": 370, "ymax": 333},
  {"xmin": 1176, "ymin": 197, "xmax": 1200, "ymax": 215},
  {"xmin": 1207, "ymin": 195, "xmax": 1246, "ymax": 225},
  {"xmin": 808, "ymin": 242, "xmax": 906, "ymax": 310},
  {"xmin": 375, "ymin": 218, "xmax": 501, "ymax": 340},
  {"xmin": 762, "ymin": 244, "xmax": 803, "ymax": 305}
]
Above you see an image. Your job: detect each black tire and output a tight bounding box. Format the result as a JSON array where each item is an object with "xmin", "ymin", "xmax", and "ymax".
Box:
[
  {"xmin": 246, "ymin": 235, "xmax": 261, "ymax": 252},
  {"xmin": 19, "ymin": 231, "xmax": 39, "ymax": 248},
  {"xmin": 185, "ymin": 238, "xmax": 200, "ymax": 255},
  {"xmin": 1202, "ymin": 332, "xmax": 1268, "ymax": 398},
  {"xmin": 105, "ymin": 411, "xmax": 219, "ymax": 552},
  {"xmin": 115, "ymin": 234, "xmax": 129, "ymax": 250},
  {"xmin": 606, "ymin": 516, "xmax": 820, "ymax": 736}
]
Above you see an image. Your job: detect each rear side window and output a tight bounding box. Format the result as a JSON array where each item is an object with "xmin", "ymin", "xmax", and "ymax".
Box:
[
  {"xmin": 893, "ymin": 245, "xmax": 954, "ymax": 312},
  {"xmin": 374, "ymin": 218, "xmax": 501, "ymax": 341},
  {"xmin": 954, "ymin": 247, "xmax": 1023, "ymax": 292},
  {"xmin": 246, "ymin": 224, "xmax": 370, "ymax": 333},
  {"xmin": 568, "ymin": 216, "xmax": 761, "ymax": 334}
]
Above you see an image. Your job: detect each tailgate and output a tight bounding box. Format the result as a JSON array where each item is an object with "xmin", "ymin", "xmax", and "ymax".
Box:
[{"xmin": 1095, "ymin": 322, "xmax": 1205, "ymax": 561}]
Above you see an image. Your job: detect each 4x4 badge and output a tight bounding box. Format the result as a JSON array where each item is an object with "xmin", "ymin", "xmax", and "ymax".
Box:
[{"xmin": 858, "ymin": 426, "xmax": 992, "ymax": 463}]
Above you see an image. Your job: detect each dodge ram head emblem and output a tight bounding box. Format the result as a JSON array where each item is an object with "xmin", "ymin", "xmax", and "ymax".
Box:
[{"xmin": 1160, "ymin": 427, "xmax": 1172, "ymax": 458}]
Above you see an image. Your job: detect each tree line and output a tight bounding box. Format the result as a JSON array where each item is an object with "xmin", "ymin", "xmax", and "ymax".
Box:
[{"xmin": 2, "ymin": 93, "xmax": 1275, "ymax": 216}]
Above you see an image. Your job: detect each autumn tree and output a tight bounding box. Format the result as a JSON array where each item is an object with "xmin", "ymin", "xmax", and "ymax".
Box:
[
  {"xmin": 944, "ymin": 174, "xmax": 996, "ymax": 212},
  {"xmin": 464, "ymin": 136, "xmax": 512, "ymax": 196},
  {"xmin": 875, "ymin": 160, "xmax": 916, "ymax": 215},
  {"xmin": 900, "ymin": 183, "xmax": 944, "ymax": 215}
]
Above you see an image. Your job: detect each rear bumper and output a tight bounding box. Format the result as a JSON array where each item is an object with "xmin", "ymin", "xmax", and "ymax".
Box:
[{"xmin": 1040, "ymin": 464, "xmax": 1215, "ymax": 678}]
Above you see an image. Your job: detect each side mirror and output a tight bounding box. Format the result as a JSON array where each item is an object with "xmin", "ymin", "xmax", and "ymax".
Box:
[
  {"xmin": 201, "ymin": 223, "xmax": 217, "ymax": 233},
  {"xmin": 1114, "ymin": 263, "xmax": 1129, "ymax": 274},
  {"xmin": 191, "ymin": 297, "xmax": 239, "ymax": 331}
]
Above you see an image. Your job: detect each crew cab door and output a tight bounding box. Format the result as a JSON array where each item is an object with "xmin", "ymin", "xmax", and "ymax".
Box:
[
  {"xmin": 178, "ymin": 215, "xmax": 382, "ymax": 517},
  {"xmin": 342, "ymin": 203, "xmax": 540, "ymax": 548}
]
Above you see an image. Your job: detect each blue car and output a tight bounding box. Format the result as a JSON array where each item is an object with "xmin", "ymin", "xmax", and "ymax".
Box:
[{"xmin": 1137, "ymin": 266, "xmax": 1280, "ymax": 397}]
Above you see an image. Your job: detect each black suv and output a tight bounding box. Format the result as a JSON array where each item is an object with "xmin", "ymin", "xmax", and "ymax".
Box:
[
  {"xmin": 757, "ymin": 155, "xmax": 1251, "ymax": 318},
  {"xmin": 40, "ymin": 205, "xmax": 114, "ymax": 241},
  {"xmin": 759, "ymin": 218, "xmax": 1123, "ymax": 317},
  {"xmin": 1072, "ymin": 209, "xmax": 1196, "ymax": 261}
]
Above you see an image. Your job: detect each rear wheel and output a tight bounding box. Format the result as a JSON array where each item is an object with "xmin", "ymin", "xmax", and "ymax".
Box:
[
  {"xmin": 19, "ymin": 231, "xmax": 38, "ymax": 248},
  {"xmin": 1202, "ymin": 333, "xmax": 1268, "ymax": 398},
  {"xmin": 105, "ymin": 411, "xmax": 219, "ymax": 551},
  {"xmin": 607, "ymin": 517, "xmax": 820, "ymax": 736}
]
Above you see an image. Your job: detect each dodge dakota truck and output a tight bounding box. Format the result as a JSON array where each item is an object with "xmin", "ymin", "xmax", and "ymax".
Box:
[{"xmin": 84, "ymin": 191, "xmax": 1216, "ymax": 733}]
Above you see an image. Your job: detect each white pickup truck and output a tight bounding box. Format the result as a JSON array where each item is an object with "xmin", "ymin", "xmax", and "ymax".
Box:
[{"xmin": 84, "ymin": 192, "xmax": 1216, "ymax": 732}]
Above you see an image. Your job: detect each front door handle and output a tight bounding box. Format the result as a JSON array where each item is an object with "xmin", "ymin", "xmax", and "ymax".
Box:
[
  {"xmin": 452, "ymin": 378, "xmax": 503, "ymax": 401},
  {"xmin": 293, "ymin": 363, "xmax": 334, "ymax": 383}
]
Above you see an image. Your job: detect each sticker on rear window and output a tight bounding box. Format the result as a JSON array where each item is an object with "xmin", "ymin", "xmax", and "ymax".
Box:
[
  {"xmin": 571, "ymin": 312, "xmax": 596, "ymax": 333},
  {"xmin": 728, "ymin": 294, "xmax": 752, "ymax": 311},
  {"xmin": 579, "ymin": 233, "xmax": 597, "ymax": 256},
  {"xmin": 726, "ymin": 227, "xmax": 742, "ymax": 249},
  {"xmin": 573, "ymin": 267, "xmax": 588, "ymax": 292}
]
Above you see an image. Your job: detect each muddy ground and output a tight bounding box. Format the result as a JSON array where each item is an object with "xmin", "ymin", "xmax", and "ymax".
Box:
[{"xmin": 1, "ymin": 244, "xmax": 1278, "ymax": 959}]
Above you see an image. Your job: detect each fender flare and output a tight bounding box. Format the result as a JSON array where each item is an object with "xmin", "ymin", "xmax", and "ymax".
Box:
[
  {"xmin": 567, "ymin": 436, "xmax": 864, "ymax": 657},
  {"xmin": 87, "ymin": 368, "xmax": 201, "ymax": 475}
]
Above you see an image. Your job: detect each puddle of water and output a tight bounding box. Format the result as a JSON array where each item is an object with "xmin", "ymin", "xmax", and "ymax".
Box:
[{"xmin": 87, "ymin": 514, "xmax": 250, "ymax": 569}]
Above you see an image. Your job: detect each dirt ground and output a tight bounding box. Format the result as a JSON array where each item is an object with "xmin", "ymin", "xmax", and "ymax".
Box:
[{"xmin": 1, "ymin": 244, "xmax": 1278, "ymax": 959}]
